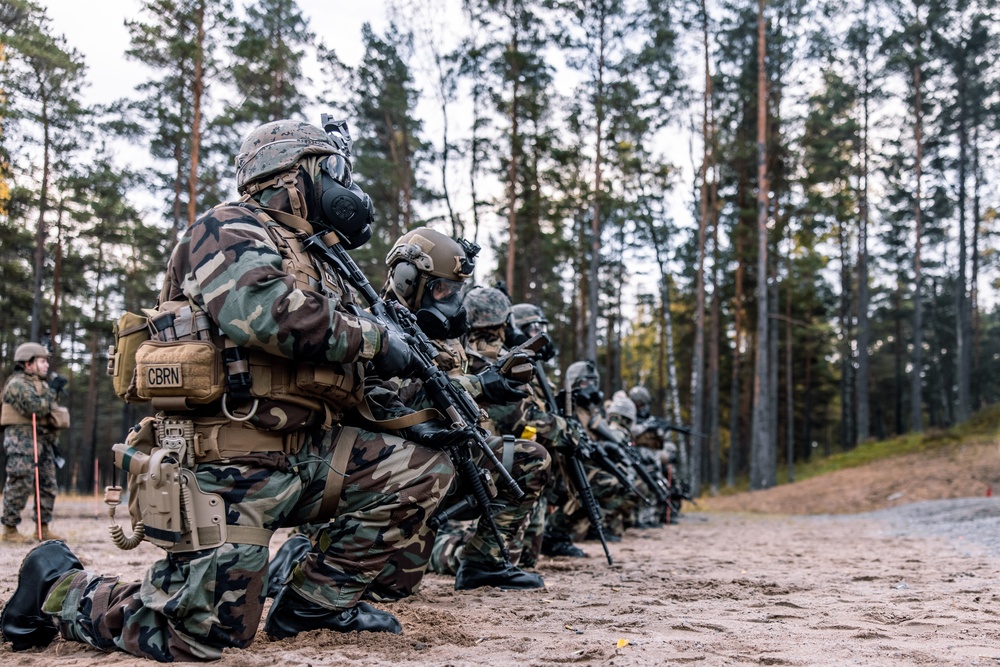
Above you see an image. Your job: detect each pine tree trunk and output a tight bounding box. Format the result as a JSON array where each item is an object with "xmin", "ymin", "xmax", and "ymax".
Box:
[
  {"xmin": 856, "ymin": 1, "xmax": 871, "ymax": 441},
  {"xmin": 83, "ymin": 247, "xmax": 105, "ymax": 493},
  {"xmin": 586, "ymin": 6, "xmax": 606, "ymax": 362},
  {"xmin": 911, "ymin": 54, "xmax": 924, "ymax": 433},
  {"xmin": 750, "ymin": 0, "xmax": 772, "ymax": 490},
  {"xmin": 955, "ymin": 44, "xmax": 971, "ymax": 423},
  {"xmin": 49, "ymin": 203, "xmax": 64, "ymax": 359},
  {"xmin": 971, "ymin": 123, "xmax": 981, "ymax": 410},
  {"xmin": 708, "ymin": 177, "xmax": 721, "ymax": 495},
  {"xmin": 30, "ymin": 85, "xmax": 51, "ymax": 342},
  {"xmin": 690, "ymin": 0, "xmax": 711, "ymax": 495},
  {"xmin": 186, "ymin": 0, "xmax": 206, "ymax": 227},
  {"xmin": 505, "ymin": 15, "xmax": 520, "ymax": 291}
]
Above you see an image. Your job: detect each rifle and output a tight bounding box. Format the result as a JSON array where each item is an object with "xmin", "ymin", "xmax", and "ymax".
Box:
[
  {"xmin": 303, "ymin": 232, "xmax": 524, "ymax": 563},
  {"xmin": 533, "ymin": 358, "xmax": 613, "ymax": 566},
  {"xmin": 620, "ymin": 445, "xmax": 670, "ymax": 505},
  {"xmin": 585, "ymin": 418, "xmax": 653, "ymax": 506}
]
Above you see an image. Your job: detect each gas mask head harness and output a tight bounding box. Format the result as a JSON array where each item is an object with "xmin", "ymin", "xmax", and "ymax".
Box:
[
  {"xmin": 384, "ymin": 230, "xmax": 480, "ymax": 340},
  {"xmin": 235, "ymin": 116, "xmax": 374, "ymax": 249}
]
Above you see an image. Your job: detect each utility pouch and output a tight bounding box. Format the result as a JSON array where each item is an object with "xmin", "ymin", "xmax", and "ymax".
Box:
[
  {"xmin": 134, "ymin": 340, "xmax": 225, "ymax": 407},
  {"xmin": 294, "ymin": 361, "xmax": 365, "ymax": 410},
  {"xmin": 47, "ymin": 405, "xmax": 71, "ymax": 430},
  {"xmin": 107, "ymin": 312, "xmax": 151, "ymax": 402}
]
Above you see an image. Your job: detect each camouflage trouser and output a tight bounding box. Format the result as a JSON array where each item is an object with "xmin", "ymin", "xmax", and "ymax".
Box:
[
  {"xmin": 42, "ymin": 425, "xmax": 454, "ymax": 661},
  {"xmin": 546, "ymin": 462, "xmax": 632, "ymax": 539},
  {"xmin": 515, "ymin": 497, "xmax": 547, "ymax": 567},
  {"xmin": 427, "ymin": 520, "xmax": 477, "ymax": 575},
  {"xmin": 2, "ymin": 427, "xmax": 58, "ymax": 527},
  {"xmin": 372, "ymin": 437, "xmax": 550, "ymax": 596}
]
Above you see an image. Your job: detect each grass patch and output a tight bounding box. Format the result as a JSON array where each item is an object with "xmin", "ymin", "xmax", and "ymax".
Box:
[{"xmin": 712, "ymin": 403, "xmax": 1000, "ymax": 495}]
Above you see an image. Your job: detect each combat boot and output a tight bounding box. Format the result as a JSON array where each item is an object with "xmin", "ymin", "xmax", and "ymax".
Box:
[
  {"xmin": 2, "ymin": 525, "xmax": 32, "ymax": 544},
  {"xmin": 39, "ymin": 524, "xmax": 64, "ymax": 542},
  {"xmin": 1, "ymin": 540, "xmax": 83, "ymax": 651},
  {"xmin": 541, "ymin": 538, "xmax": 587, "ymax": 558},
  {"xmin": 264, "ymin": 587, "xmax": 402, "ymax": 639},
  {"xmin": 454, "ymin": 560, "xmax": 545, "ymax": 591},
  {"xmin": 266, "ymin": 534, "xmax": 312, "ymax": 599}
]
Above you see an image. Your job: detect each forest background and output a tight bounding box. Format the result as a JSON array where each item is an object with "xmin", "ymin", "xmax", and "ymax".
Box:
[{"xmin": 1, "ymin": 0, "xmax": 998, "ymax": 499}]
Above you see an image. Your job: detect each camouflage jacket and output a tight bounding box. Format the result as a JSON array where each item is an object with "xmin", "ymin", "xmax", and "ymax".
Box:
[
  {"xmin": 159, "ymin": 203, "xmax": 413, "ymax": 428},
  {"xmin": 1, "ymin": 371, "xmax": 57, "ymax": 437}
]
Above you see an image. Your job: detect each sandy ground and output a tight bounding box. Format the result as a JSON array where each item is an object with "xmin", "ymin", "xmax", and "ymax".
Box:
[{"xmin": 1, "ymin": 438, "xmax": 999, "ymax": 666}]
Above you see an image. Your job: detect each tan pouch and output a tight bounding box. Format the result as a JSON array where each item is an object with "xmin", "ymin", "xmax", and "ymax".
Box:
[
  {"xmin": 294, "ymin": 361, "xmax": 365, "ymax": 410},
  {"xmin": 47, "ymin": 405, "xmax": 70, "ymax": 430},
  {"xmin": 134, "ymin": 340, "xmax": 224, "ymax": 404},
  {"xmin": 108, "ymin": 312, "xmax": 151, "ymax": 403}
]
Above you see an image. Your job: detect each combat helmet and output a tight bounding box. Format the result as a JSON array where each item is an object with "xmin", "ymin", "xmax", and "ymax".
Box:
[
  {"xmin": 629, "ymin": 385, "xmax": 652, "ymax": 420},
  {"xmin": 235, "ymin": 120, "xmax": 341, "ymax": 193},
  {"xmin": 511, "ymin": 303, "xmax": 548, "ymax": 336},
  {"xmin": 13, "ymin": 342, "xmax": 49, "ymax": 363},
  {"xmin": 385, "ymin": 227, "xmax": 480, "ymax": 339},
  {"xmin": 607, "ymin": 390, "xmax": 638, "ymax": 429},
  {"xmin": 463, "ymin": 287, "xmax": 512, "ymax": 331},
  {"xmin": 564, "ymin": 360, "xmax": 602, "ymax": 411}
]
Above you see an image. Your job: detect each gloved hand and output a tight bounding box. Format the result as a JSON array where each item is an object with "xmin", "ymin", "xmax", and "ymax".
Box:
[
  {"xmin": 476, "ymin": 367, "xmax": 529, "ymax": 404},
  {"xmin": 404, "ymin": 420, "xmax": 477, "ymax": 449},
  {"xmin": 49, "ymin": 374, "xmax": 68, "ymax": 393},
  {"xmin": 372, "ymin": 329, "xmax": 420, "ymax": 380}
]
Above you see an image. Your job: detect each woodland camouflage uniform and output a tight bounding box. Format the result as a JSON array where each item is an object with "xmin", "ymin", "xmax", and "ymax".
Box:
[
  {"xmin": 1, "ymin": 371, "xmax": 59, "ymax": 529},
  {"xmin": 23, "ymin": 121, "xmax": 456, "ymax": 661}
]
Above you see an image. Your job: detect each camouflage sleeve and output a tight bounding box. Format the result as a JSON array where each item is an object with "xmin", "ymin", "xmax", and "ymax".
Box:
[
  {"xmin": 169, "ymin": 205, "xmax": 383, "ymax": 363},
  {"xmin": 1, "ymin": 375, "xmax": 53, "ymax": 417}
]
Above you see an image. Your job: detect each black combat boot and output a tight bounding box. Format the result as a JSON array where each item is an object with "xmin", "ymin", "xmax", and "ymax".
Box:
[
  {"xmin": 587, "ymin": 526, "xmax": 621, "ymax": 543},
  {"xmin": 1, "ymin": 540, "xmax": 83, "ymax": 651},
  {"xmin": 541, "ymin": 538, "xmax": 587, "ymax": 558},
  {"xmin": 454, "ymin": 560, "xmax": 545, "ymax": 591},
  {"xmin": 266, "ymin": 534, "xmax": 312, "ymax": 599},
  {"xmin": 264, "ymin": 587, "xmax": 402, "ymax": 639}
]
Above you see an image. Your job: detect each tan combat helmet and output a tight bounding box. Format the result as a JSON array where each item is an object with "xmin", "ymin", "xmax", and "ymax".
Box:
[
  {"xmin": 384, "ymin": 227, "xmax": 479, "ymax": 311},
  {"xmin": 14, "ymin": 342, "xmax": 49, "ymax": 363}
]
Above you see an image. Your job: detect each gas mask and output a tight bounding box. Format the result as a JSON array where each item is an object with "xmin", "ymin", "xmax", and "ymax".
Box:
[
  {"xmin": 312, "ymin": 154, "xmax": 374, "ymax": 249},
  {"xmin": 416, "ymin": 277, "xmax": 468, "ymax": 340},
  {"xmin": 313, "ymin": 116, "xmax": 373, "ymax": 249}
]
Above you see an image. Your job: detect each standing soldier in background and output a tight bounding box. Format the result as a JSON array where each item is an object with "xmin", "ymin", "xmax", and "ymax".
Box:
[
  {"xmin": 1, "ymin": 342, "xmax": 67, "ymax": 543},
  {"xmin": 1, "ymin": 118, "xmax": 462, "ymax": 661}
]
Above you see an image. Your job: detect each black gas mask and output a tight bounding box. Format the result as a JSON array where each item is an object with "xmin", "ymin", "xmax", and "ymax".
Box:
[
  {"xmin": 572, "ymin": 379, "xmax": 604, "ymax": 409},
  {"xmin": 313, "ymin": 116, "xmax": 373, "ymax": 249},
  {"xmin": 416, "ymin": 277, "xmax": 468, "ymax": 340}
]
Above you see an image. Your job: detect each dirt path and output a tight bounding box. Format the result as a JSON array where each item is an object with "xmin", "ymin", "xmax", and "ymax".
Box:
[{"xmin": 1, "ymin": 497, "xmax": 998, "ymax": 666}]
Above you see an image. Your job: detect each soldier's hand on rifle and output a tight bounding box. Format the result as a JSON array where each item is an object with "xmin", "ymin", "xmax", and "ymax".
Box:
[
  {"xmin": 372, "ymin": 329, "xmax": 419, "ymax": 380},
  {"xmin": 49, "ymin": 374, "xmax": 68, "ymax": 393},
  {"xmin": 404, "ymin": 419, "xmax": 477, "ymax": 449},
  {"xmin": 476, "ymin": 367, "xmax": 529, "ymax": 404}
]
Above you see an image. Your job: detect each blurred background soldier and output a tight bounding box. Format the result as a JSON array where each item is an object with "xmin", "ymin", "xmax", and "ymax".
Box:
[
  {"xmin": 1, "ymin": 119, "xmax": 464, "ymax": 661},
  {"xmin": 1, "ymin": 342, "xmax": 67, "ymax": 543}
]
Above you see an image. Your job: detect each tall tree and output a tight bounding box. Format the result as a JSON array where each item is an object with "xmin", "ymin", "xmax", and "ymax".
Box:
[
  {"xmin": 749, "ymin": 0, "xmax": 773, "ymax": 490},
  {"xmin": 1, "ymin": 0, "xmax": 86, "ymax": 342},
  {"xmin": 227, "ymin": 0, "xmax": 315, "ymax": 128}
]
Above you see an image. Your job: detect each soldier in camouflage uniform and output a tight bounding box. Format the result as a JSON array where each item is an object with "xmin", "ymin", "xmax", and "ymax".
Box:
[
  {"xmin": 606, "ymin": 390, "xmax": 662, "ymax": 528},
  {"xmin": 1, "ymin": 342, "xmax": 66, "ymax": 543},
  {"xmin": 545, "ymin": 361, "xmax": 636, "ymax": 542},
  {"xmin": 629, "ymin": 385, "xmax": 685, "ymax": 523},
  {"xmin": 1, "ymin": 119, "xmax": 467, "ymax": 661},
  {"xmin": 426, "ymin": 287, "xmax": 552, "ymax": 578},
  {"xmin": 375, "ymin": 239, "xmax": 550, "ymax": 592}
]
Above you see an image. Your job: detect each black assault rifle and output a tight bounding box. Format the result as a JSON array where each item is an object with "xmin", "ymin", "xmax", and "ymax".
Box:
[
  {"xmin": 303, "ymin": 233, "xmax": 524, "ymax": 564},
  {"xmin": 533, "ymin": 359, "xmax": 614, "ymax": 566}
]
